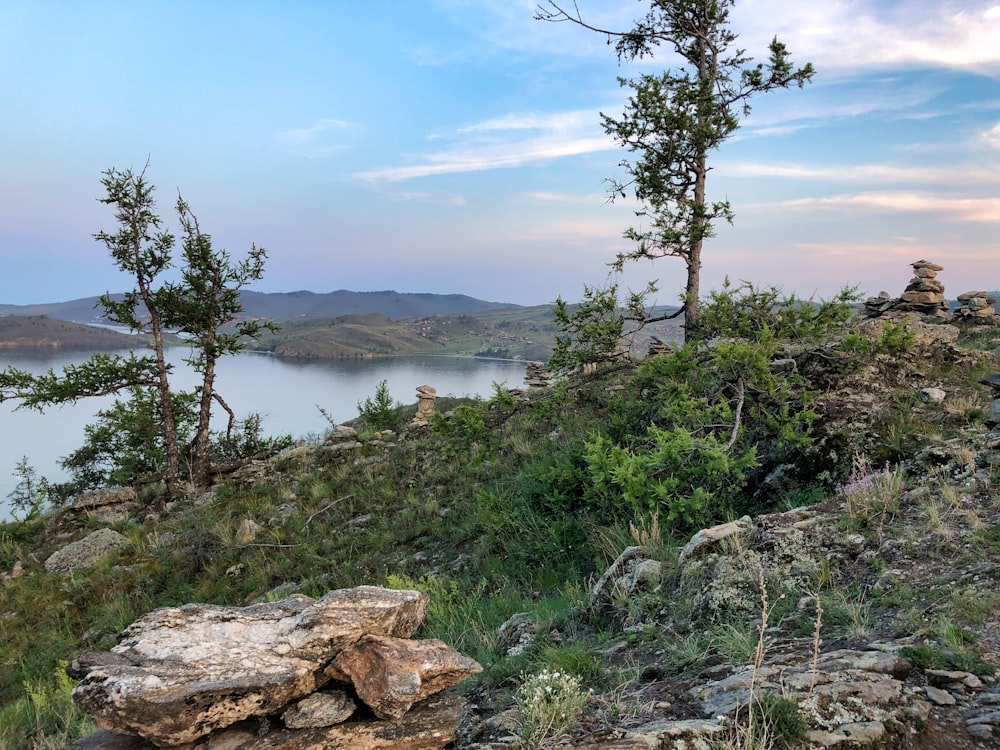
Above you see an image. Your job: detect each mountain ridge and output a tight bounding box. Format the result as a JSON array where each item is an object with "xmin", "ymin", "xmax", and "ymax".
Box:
[{"xmin": 0, "ymin": 290, "xmax": 523, "ymax": 324}]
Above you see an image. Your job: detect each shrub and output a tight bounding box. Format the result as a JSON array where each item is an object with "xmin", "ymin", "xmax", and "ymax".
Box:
[
  {"xmin": 836, "ymin": 456, "xmax": 906, "ymax": 521},
  {"xmin": 357, "ymin": 379, "xmax": 402, "ymax": 431},
  {"xmin": 515, "ymin": 668, "xmax": 589, "ymax": 748}
]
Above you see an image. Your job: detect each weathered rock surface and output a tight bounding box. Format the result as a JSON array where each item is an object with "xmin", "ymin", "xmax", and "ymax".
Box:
[
  {"xmin": 45, "ymin": 528, "xmax": 127, "ymax": 573},
  {"xmin": 327, "ymin": 635, "xmax": 482, "ymax": 720},
  {"xmin": 281, "ymin": 689, "xmax": 356, "ymax": 729},
  {"xmin": 73, "ymin": 693, "xmax": 466, "ymax": 750},
  {"xmin": 72, "ymin": 587, "xmax": 428, "ymax": 746}
]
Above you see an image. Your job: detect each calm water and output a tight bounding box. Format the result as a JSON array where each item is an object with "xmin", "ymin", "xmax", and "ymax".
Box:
[{"xmin": 0, "ymin": 348, "xmax": 525, "ymax": 520}]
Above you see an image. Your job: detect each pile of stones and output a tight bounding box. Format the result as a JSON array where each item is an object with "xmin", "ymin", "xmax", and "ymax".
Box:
[
  {"xmin": 954, "ymin": 290, "xmax": 997, "ymax": 321},
  {"xmin": 864, "ymin": 260, "xmax": 949, "ymax": 318},
  {"xmin": 70, "ymin": 586, "xmax": 481, "ymax": 749},
  {"xmin": 523, "ymin": 361, "xmax": 550, "ymax": 389}
]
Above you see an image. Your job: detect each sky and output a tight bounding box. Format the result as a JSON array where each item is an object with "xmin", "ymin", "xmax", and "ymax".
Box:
[{"xmin": 1, "ymin": 0, "xmax": 999, "ymax": 309}]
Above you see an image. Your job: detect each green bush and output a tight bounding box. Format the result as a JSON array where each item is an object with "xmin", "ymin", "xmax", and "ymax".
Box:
[{"xmin": 357, "ymin": 379, "xmax": 403, "ymax": 431}]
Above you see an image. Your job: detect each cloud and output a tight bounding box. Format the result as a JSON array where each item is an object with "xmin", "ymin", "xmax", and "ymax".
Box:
[
  {"xmin": 274, "ymin": 119, "xmax": 360, "ymax": 158},
  {"xmin": 766, "ymin": 191, "xmax": 1000, "ymax": 222},
  {"xmin": 356, "ymin": 109, "xmax": 616, "ymax": 182},
  {"xmin": 732, "ymin": 1, "xmax": 1000, "ymax": 75},
  {"xmin": 722, "ymin": 161, "xmax": 1000, "ymax": 187},
  {"xmin": 982, "ymin": 122, "xmax": 1000, "ymax": 147}
]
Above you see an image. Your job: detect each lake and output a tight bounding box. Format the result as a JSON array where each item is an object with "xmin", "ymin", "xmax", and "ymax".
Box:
[{"xmin": 0, "ymin": 348, "xmax": 526, "ymax": 520}]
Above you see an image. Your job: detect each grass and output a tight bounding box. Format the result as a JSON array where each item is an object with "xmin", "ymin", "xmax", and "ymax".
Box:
[{"xmin": 3, "ymin": 310, "xmax": 999, "ymax": 747}]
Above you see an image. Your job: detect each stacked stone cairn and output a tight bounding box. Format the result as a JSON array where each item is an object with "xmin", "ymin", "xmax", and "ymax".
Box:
[
  {"xmin": 647, "ymin": 337, "xmax": 673, "ymax": 357},
  {"xmin": 410, "ymin": 385, "xmax": 437, "ymax": 427},
  {"xmin": 954, "ymin": 290, "xmax": 997, "ymax": 321},
  {"xmin": 523, "ymin": 361, "xmax": 550, "ymax": 389},
  {"xmin": 864, "ymin": 259, "xmax": 948, "ymax": 318},
  {"xmin": 897, "ymin": 260, "xmax": 948, "ymax": 316},
  {"xmin": 69, "ymin": 586, "xmax": 481, "ymax": 749}
]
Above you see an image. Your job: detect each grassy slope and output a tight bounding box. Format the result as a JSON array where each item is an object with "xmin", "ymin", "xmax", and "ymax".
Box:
[
  {"xmin": 1, "ymin": 317, "xmax": 998, "ymax": 748},
  {"xmin": 0, "ymin": 316, "xmax": 140, "ymax": 350}
]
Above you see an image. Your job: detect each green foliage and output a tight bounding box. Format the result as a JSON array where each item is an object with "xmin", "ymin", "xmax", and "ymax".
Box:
[
  {"xmin": 5, "ymin": 458, "xmax": 50, "ymax": 522},
  {"xmin": 357, "ymin": 380, "xmax": 403, "ymax": 431},
  {"xmin": 60, "ymin": 388, "xmax": 196, "ymax": 491},
  {"xmin": 209, "ymin": 413, "xmax": 294, "ymax": 464},
  {"xmin": 838, "ymin": 320, "xmax": 917, "ymax": 358},
  {"xmin": 0, "ymin": 662, "xmax": 96, "ymax": 750},
  {"xmin": 549, "ymin": 277, "xmax": 657, "ymax": 372},
  {"xmin": 695, "ymin": 279, "xmax": 860, "ymax": 344},
  {"xmin": 750, "ymin": 692, "xmax": 807, "ymax": 749}
]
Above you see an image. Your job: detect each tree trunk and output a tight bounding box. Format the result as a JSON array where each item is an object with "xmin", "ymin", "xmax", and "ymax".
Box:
[
  {"xmin": 143, "ymin": 289, "xmax": 181, "ymax": 496},
  {"xmin": 190, "ymin": 344, "xmax": 216, "ymax": 489}
]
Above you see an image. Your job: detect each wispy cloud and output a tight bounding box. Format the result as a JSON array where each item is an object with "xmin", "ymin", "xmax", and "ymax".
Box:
[
  {"xmin": 723, "ymin": 161, "xmax": 1000, "ymax": 187},
  {"xmin": 767, "ymin": 191, "xmax": 1000, "ymax": 222},
  {"xmin": 274, "ymin": 119, "xmax": 360, "ymax": 158},
  {"xmin": 356, "ymin": 109, "xmax": 615, "ymax": 182}
]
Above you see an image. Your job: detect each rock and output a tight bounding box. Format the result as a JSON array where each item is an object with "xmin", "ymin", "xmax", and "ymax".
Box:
[
  {"xmin": 73, "ymin": 487, "xmax": 137, "ymax": 510},
  {"xmin": 281, "ymin": 689, "xmax": 356, "ymax": 729},
  {"xmin": 806, "ymin": 721, "xmax": 886, "ymax": 747},
  {"xmin": 45, "ymin": 529, "xmax": 127, "ymax": 573},
  {"xmin": 72, "ymin": 487, "xmax": 138, "ymax": 523},
  {"xmin": 325, "ymin": 424, "xmax": 358, "ymax": 443},
  {"xmin": 678, "ymin": 516, "xmax": 752, "ymax": 565},
  {"xmin": 920, "ymin": 387, "xmax": 946, "ymax": 404},
  {"xmin": 236, "ymin": 518, "xmax": 263, "ymax": 544},
  {"xmin": 327, "ymin": 635, "xmax": 482, "ymax": 720},
  {"xmin": 924, "ymin": 685, "xmax": 956, "ymax": 706},
  {"xmin": 71, "ymin": 587, "xmax": 429, "ymax": 746},
  {"xmin": 496, "ymin": 613, "xmax": 536, "ymax": 657},
  {"xmin": 73, "ymin": 693, "xmax": 465, "ymax": 750}
]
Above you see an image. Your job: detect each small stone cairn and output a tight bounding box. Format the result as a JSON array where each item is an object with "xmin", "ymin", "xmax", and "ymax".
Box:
[
  {"xmin": 864, "ymin": 259, "xmax": 948, "ymax": 318},
  {"xmin": 647, "ymin": 337, "xmax": 673, "ymax": 357},
  {"xmin": 410, "ymin": 385, "xmax": 437, "ymax": 427},
  {"xmin": 523, "ymin": 361, "xmax": 550, "ymax": 389},
  {"xmin": 953, "ymin": 290, "xmax": 997, "ymax": 321}
]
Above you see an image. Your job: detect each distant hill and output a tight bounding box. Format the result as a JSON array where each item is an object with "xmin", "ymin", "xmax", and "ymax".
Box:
[
  {"xmin": 0, "ymin": 290, "xmax": 522, "ymax": 325},
  {"xmin": 0, "ymin": 315, "xmax": 140, "ymax": 350},
  {"xmin": 255, "ymin": 309, "xmax": 558, "ymax": 361}
]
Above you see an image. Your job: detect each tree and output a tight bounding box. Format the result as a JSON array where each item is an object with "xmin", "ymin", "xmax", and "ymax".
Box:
[
  {"xmin": 537, "ymin": 0, "xmax": 814, "ymax": 341},
  {"xmin": 0, "ymin": 164, "xmax": 274, "ymax": 498},
  {"xmin": 169, "ymin": 197, "xmax": 277, "ymax": 488},
  {"xmin": 94, "ymin": 164, "xmax": 183, "ymax": 493}
]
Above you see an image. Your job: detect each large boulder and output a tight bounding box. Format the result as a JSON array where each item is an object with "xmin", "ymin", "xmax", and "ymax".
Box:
[
  {"xmin": 45, "ymin": 528, "xmax": 127, "ymax": 573},
  {"xmin": 71, "ymin": 586, "xmax": 428, "ymax": 746}
]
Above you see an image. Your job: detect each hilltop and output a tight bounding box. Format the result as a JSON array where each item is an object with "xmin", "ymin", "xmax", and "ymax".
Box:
[{"xmin": 1, "ymin": 290, "xmax": 999, "ymax": 749}]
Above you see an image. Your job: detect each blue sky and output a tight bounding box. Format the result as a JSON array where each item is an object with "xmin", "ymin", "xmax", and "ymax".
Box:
[{"xmin": 1, "ymin": 0, "xmax": 999, "ymax": 308}]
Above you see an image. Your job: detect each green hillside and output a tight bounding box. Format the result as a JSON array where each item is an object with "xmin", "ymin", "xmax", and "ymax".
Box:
[
  {"xmin": 2, "ymin": 295, "xmax": 999, "ymax": 748},
  {"xmin": 0, "ymin": 315, "xmax": 140, "ymax": 350}
]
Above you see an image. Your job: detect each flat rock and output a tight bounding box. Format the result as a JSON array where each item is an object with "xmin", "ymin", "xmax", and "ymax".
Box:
[
  {"xmin": 72, "ymin": 487, "xmax": 137, "ymax": 510},
  {"xmin": 281, "ymin": 689, "xmax": 356, "ymax": 729},
  {"xmin": 73, "ymin": 693, "xmax": 465, "ymax": 750},
  {"xmin": 71, "ymin": 587, "xmax": 428, "ymax": 746}
]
